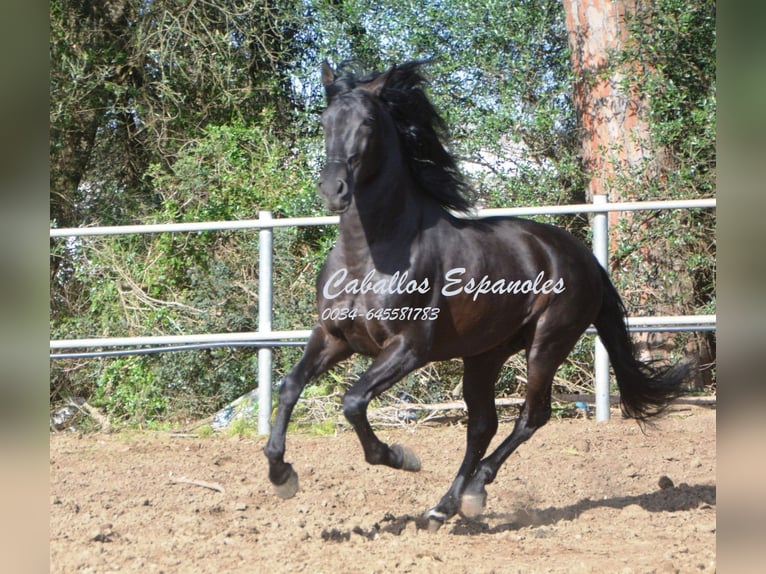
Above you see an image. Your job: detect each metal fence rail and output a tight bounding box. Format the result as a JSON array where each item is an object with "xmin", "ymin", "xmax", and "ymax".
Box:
[{"xmin": 50, "ymin": 196, "xmax": 716, "ymax": 428}]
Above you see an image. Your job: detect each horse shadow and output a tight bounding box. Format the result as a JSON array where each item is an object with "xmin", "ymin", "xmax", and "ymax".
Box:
[
  {"xmin": 338, "ymin": 483, "xmax": 715, "ymax": 540},
  {"xmin": 446, "ymin": 482, "xmax": 716, "ymax": 536}
]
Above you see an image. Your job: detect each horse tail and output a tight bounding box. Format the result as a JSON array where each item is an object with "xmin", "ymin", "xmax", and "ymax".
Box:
[{"xmin": 593, "ymin": 266, "xmax": 689, "ymax": 421}]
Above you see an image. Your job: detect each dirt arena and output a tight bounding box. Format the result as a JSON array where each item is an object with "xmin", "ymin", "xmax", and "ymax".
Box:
[{"xmin": 50, "ymin": 403, "xmax": 715, "ymax": 573}]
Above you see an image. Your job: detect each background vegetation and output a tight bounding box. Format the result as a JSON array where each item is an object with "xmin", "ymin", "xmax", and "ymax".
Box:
[{"xmin": 50, "ymin": 0, "xmax": 715, "ymax": 429}]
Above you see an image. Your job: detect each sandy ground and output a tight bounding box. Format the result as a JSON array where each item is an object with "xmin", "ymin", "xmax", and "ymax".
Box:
[{"xmin": 50, "ymin": 403, "xmax": 715, "ymax": 573}]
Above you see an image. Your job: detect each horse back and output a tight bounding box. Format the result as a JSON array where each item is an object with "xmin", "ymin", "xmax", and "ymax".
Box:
[{"xmin": 313, "ymin": 214, "xmax": 603, "ymax": 360}]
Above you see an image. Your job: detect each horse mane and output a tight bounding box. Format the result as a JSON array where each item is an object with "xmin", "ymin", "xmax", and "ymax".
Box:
[{"xmin": 332, "ymin": 60, "xmax": 474, "ymax": 213}]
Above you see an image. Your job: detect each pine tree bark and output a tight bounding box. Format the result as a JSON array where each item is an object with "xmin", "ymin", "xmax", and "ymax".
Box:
[{"xmin": 563, "ymin": 0, "xmax": 651, "ymax": 205}]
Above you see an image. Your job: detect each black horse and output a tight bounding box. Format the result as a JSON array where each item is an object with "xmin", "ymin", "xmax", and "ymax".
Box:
[{"xmin": 263, "ymin": 60, "xmax": 688, "ymax": 530}]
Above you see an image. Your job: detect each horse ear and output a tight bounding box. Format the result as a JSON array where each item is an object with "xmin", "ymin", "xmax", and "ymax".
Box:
[
  {"xmin": 364, "ymin": 65, "xmax": 394, "ymax": 96},
  {"xmin": 320, "ymin": 61, "xmax": 335, "ymax": 89}
]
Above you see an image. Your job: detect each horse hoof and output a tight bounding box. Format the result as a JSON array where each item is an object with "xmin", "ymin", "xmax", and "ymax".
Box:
[
  {"xmin": 273, "ymin": 467, "xmax": 299, "ymax": 499},
  {"xmin": 392, "ymin": 443, "xmax": 421, "ymax": 472},
  {"xmin": 460, "ymin": 491, "xmax": 486, "ymax": 518},
  {"xmin": 424, "ymin": 509, "xmax": 447, "ymax": 532}
]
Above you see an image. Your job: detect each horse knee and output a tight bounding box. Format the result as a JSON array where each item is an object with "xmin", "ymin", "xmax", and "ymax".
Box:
[{"xmin": 277, "ymin": 375, "xmax": 302, "ymax": 405}]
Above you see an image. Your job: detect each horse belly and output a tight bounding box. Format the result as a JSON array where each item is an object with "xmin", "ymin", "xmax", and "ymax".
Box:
[{"xmin": 428, "ymin": 295, "xmax": 530, "ymax": 360}]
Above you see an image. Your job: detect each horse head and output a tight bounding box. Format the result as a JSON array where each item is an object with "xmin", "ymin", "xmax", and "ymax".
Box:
[
  {"xmin": 319, "ymin": 60, "xmax": 473, "ymax": 215},
  {"xmin": 317, "ymin": 61, "xmax": 393, "ymax": 214}
]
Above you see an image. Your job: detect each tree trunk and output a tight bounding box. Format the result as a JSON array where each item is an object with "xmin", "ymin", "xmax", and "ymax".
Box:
[
  {"xmin": 562, "ymin": 0, "xmax": 713, "ymax": 388},
  {"xmin": 563, "ymin": 0, "xmax": 651, "ymax": 205}
]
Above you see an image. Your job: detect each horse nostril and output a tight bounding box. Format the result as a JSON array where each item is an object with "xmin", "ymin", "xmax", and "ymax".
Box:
[{"xmin": 336, "ymin": 179, "xmax": 348, "ymax": 197}]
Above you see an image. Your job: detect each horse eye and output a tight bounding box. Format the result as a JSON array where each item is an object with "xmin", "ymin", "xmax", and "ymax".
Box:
[{"xmin": 362, "ymin": 117, "xmax": 374, "ymax": 127}]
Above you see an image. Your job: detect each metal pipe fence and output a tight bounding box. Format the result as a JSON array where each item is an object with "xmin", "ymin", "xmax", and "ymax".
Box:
[{"xmin": 50, "ymin": 196, "xmax": 716, "ymax": 428}]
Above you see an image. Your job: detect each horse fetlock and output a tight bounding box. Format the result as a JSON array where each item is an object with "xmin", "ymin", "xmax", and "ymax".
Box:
[
  {"xmin": 425, "ymin": 493, "xmax": 460, "ymax": 531},
  {"xmin": 472, "ymin": 462, "xmax": 497, "ymax": 486},
  {"xmin": 263, "ymin": 442, "xmax": 283, "ymax": 465}
]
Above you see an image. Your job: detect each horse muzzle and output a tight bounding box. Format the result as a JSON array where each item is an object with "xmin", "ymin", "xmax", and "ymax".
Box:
[{"xmin": 319, "ymin": 167, "xmax": 352, "ymax": 214}]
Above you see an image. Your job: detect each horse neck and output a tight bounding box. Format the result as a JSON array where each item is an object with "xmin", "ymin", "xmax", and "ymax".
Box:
[{"xmin": 338, "ymin": 157, "xmax": 424, "ymax": 271}]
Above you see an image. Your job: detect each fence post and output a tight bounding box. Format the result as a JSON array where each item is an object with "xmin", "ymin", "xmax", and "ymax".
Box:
[
  {"xmin": 591, "ymin": 195, "xmax": 611, "ymax": 422},
  {"xmin": 258, "ymin": 211, "xmax": 273, "ymax": 435}
]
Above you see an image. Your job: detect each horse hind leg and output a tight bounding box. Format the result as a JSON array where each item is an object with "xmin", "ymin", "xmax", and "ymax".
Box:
[
  {"xmin": 425, "ymin": 351, "xmax": 506, "ymax": 530},
  {"xmin": 458, "ymin": 397, "xmax": 548, "ymax": 519},
  {"xmin": 459, "ymin": 332, "xmax": 580, "ymax": 519}
]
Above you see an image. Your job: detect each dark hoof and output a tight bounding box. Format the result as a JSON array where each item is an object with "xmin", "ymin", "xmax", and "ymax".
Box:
[
  {"xmin": 392, "ymin": 443, "xmax": 421, "ymax": 472},
  {"xmin": 460, "ymin": 490, "xmax": 487, "ymax": 518},
  {"xmin": 273, "ymin": 466, "xmax": 299, "ymax": 499}
]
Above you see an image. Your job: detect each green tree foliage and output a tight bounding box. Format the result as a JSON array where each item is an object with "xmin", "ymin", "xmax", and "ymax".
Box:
[
  {"xmin": 50, "ymin": 0, "xmax": 302, "ymax": 226},
  {"xmin": 50, "ymin": 0, "xmax": 715, "ymax": 426},
  {"xmin": 299, "ymin": 0, "xmax": 583, "ymax": 209}
]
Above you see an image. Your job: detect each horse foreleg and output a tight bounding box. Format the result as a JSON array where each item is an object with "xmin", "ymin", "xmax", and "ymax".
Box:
[
  {"xmin": 263, "ymin": 326, "xmax": 351, "ymax": 498},
  {"xmin": 425, "ymin": 352, "xmax": 505, "ymax": 530},
  {"xmin": 341, "ymin": 336, "xmax": 425, "ymax": 471}
]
